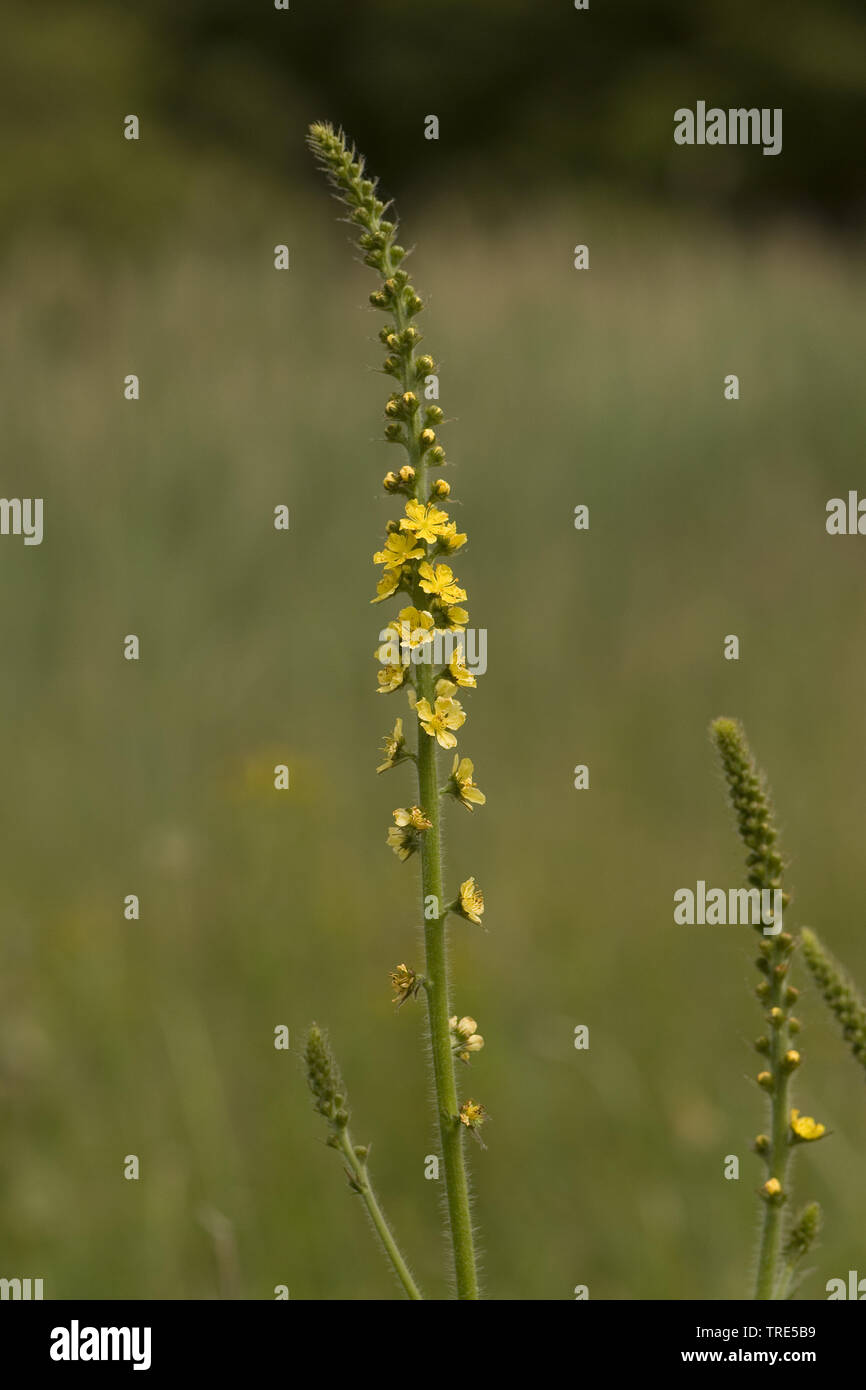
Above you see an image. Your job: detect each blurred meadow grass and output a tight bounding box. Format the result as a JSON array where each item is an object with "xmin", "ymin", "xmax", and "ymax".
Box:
[{"xmin": 1, "ymin": 181, "xmax": 865, "ymax": 1299}]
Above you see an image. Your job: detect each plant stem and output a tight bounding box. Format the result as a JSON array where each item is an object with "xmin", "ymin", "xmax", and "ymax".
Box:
[
  {"xmin": 337, "ymin": 1129, "xmax": 423, "ymax": 1300},
  {"xmin": 379, "ymin": 241, "xmax": 480, "ymax": 1301},
  {"xmin": 415, "ymin": 673, "xmax": 480, "ymax": 1300},
  {"xmin": 755, "ymin": 954, "xmax": 793, "ymax": 1300}
]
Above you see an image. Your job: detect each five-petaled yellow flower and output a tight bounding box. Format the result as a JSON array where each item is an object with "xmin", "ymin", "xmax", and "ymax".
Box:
[
  {"xmin": 415, "ymin": 680, "xmax": 466, "ymax": 749},
  {"xmin": 377, "ymin": 664, "xmax": 406, "ymax": 694},
  {"xmin": 457, "ymin": 876, "xmax": 485, "ymax": 925},
  {"xmin": 399, "ymin": 499, "xmax": 451, "ymax": 543},
  {"xmin": 373, "ymin": 531, "xmax": 424, "ymax": 570},
  {"xmin": 377, "ymin": 607, "xmax": 436, "ymax": 662},
  {"xmin": 448, "ymin": 755, "xmax": 486, "ymax": 810},
  {"xmin": 790, "ymin": 1109, "xmax": 827, "ymax": 1142},
  {"xmin": 418, "ymin": 561, "xmax": 467, "ymax": 606}
]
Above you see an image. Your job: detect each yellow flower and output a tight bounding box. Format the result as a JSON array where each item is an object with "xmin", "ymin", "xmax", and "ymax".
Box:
[
  {"xmin": 448, "ymin": 649, "xmax": 476, "ymax": 688},
  {"xmin": 394, "ymin": 806, "xmax": 432, "ymax": 831},
  {"xmin": 439, "ymin": 521, "xmax": 467, "ymax": 552},
  {"xmin": 377, "ymin": 664, "xmax": 406, "ymax": 694},
  {"xmin": 371, "ymin": 568, "xmax": 402, "ymax": 604},
  {"xmin": 790, "ymin": 1109, "xmax": 827, "ymax": 1142},
  {"xmin": 415, "ymin": 684, "xmax": 466, "ymax": 749},
  {"xmin": 373, "ymin": 531, "xmax": 424, "ymax": 570},
  {"xmin": 387, "ymin": 805, "xmax": 432, "ymax": 861},
  {"xmin": 761, "ymin": 1178, "xmax": 783, "ymax": 1201},
  {"xmin": 448, "ymin": 755, "xmax": 486, "ymax": 811},
  {"xmin": 458, "ymin": 1099, "xmax": 488, "ymax": 1145},
  {"xmin": 456, "ymin": 876, "xmax": 485, "ymax": 925},
  {"xmin": 417, "ymin": 561, "xmax": 467, "ymax": 606},
  {"xmin": 379, "ymin": 607, "xmax": 436, "ymax": 655},
  {"xmin": 377, "ymin": 717, "xmax": 407, "ymax": 773},
  {"xmin": 399, "ymin": 499, "xmax": 451, "ymax": 543},
  {"xmin": 390, "ymin": 963, "xmax": 420, "ymax": 1006},
  {"xmin": 446, "ymin": 605, "xmax": 469, "ymax": 630}
]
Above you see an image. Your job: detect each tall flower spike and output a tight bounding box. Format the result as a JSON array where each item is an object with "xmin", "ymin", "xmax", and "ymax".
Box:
[
  {"xmin": 308, "ymin": 123, "xmax": 485, "ymax": 1299},
  {"xmin": 800, "ymin": 927, "xmax": 866, "ymax": 1078},
  {"xmin": 710, "ymin": 718, "xmax": 820, "ymax": 1302}
]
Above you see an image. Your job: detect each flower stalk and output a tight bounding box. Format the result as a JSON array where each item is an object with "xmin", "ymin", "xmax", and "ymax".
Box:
[
  {"xmin": 307, "ymin": 122, "xmax": 484, "ymax": 1299},
  {"xmin": 304, "ymin": 1025, "xmax": 422, "ymax": 1300},
  {"xmin": 710, "ymin": 718, "xmax": 823, "ymax": 1300}
]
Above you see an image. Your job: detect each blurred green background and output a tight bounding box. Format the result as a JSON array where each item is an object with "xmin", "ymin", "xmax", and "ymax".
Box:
[{"xmin": 2, "ymin": 1, "xmax": 865, "ymax": 1300}]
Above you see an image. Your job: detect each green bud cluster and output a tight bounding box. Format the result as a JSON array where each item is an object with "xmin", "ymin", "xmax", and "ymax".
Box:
[
  {"xmin": 304, "ymin": 1024, "xmax": 350, "ymax": 1130},
  {"xmin": 801, "ymin": 927, "xmax": 866, "ymax": 1077},
  {"xmin": 307, "ymin": 122, "xmax": 448, "ymax": 503}
]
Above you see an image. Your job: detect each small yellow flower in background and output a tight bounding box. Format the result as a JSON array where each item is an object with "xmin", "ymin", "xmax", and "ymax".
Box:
[
  {"xmin": 449, "ymin": 1015, "xmax": 484, "ymax": 1062},
  {"xmin": 377, "ymin": 664, "xmax": 406, "ymax": 694},
  {"xmin": 761, "ymin": 1178, "xmax": 783, "ymax": 1201},
  {"xmin": 377, "ymin": 718, "xmax": 407, "ymax": 773},
  {"xmin": 399, "ymin": 499, "xmax": 451, "ymax": 543},
  {"xmin": 374, "ymin": 531, "xmax": 424, "ymax": 570},
  {"xmin": 431, "ymin": 479, "xmax": 450, "ymax": 498},
  {"xmin": 456, "ymin": 877, "xmax": 485, "ymax": 925},
  {"xmin": 387, "ymin": 806, "xmax": 432, "ymax": 861},
  {"xmin": 446, "ymin": 605, "xmax": 469, "ymax": 630},
  {"xmin": 458, "ymin": 1099, "xmax": 487, "ymax": 1146},
  {"xmin": 783, "ymin": 1049, "xmax": 801, "ymax": 1070},
  {"xmin": 390, "ymin": 963, "xmax": 420, "ymax": 1006},
  {"xmin": 756, "ymin": 1070, "xmax": 773, "ymax": 1089},
  {"xmin": 448, "ymin": 755, "xmax": 486, "ymax": 811},
  {"xmin": 418, "ymin": 561, "xmax": 467, "ymax": 606},
  {"xmin": 790, "ymin": 1108, "xmax": 827, "ymax": 1142}
]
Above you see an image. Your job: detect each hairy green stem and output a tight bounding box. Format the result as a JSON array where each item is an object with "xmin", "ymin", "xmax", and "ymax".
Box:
[
  {"xmin": 337, "ymin": 1129, "xmax": 423, "ymax": 1301},
  {"xmin": 415, "ymin": 671, "xmax": 479, "ymax": 1299},
  {"xmin": 755, "ymin": 956, "xmax": 793, "ymax": 1301}
]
